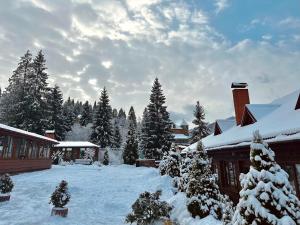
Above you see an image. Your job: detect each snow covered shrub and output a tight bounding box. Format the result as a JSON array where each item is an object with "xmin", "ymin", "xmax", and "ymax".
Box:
[
  {"xmin": 50, "ymin": 180, "xmax": 70, "ymax": 208},
  {"xmin": 177, "ymin": 154, "xmax": 193, "ymax": 192},
  {"xmin": 221, "ymin": 195, "xmax": 235, "ymax": 225},
  {"xmin": 51, "ymin": 151, "xmax": 64, "ymax": 165},
  {"xmin": 159, "ymin": 150, "xmax": 181, "ymax": 178},
  {"xmin": 232, "ymin": 131, "xmax": 300, "ymax": 225},
  {"xmin": 0, "ymin": 174, "xmax": 14, "ymax": 194},
  {"xmin": 125, "ymin": 190, "xmax": 172, "ymax": 225},
  {"xmin": 83, "ymin": 148, "xmax": 95, "ymax": 161},
  {"xmin": 103, "ymin": 149, "xmax": 109, "ymax": 165},
  {"xmin": 186, "ymin": 141, "xmax": 224, "ymax": 220}
]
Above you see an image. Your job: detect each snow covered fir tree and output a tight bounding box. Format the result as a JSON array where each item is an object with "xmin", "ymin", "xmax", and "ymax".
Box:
[
  {"xmin": 103, "ymin": 149, "xmax": 110, "ymax": 165},
  {"xmin": 80, "ymin": 101, "xmax": 92, "ymax": 127},
  {"xmin": 90, "ymin": 87, "xmax": 113, "ymax": 148},
  {"xmin": 0, "ymin": 174, "xmax": 14, "ymax": 194},
  {"xmin": 140, "ymin": 78, "xmax": 173, "ymax": 160},
  {"xmin": 123, "ymin": 120, "xmax": 138, "ymax": 165},
  {"xmin": 125, "ymin": 190, "xmax": 172, "ymax": 225},
  {"xmin": 50, "ymin": 180, "xmax": 70, "ymax": 208},
  {"xmin": 190, "ymin": 101, "xmax": 209, "ymax": 144},
  {"xmin": 232, "ymin": 131, "xmax": 300, "ymax": 225},
  {"xmin": 159, "ymin": 144, "xmax": 181, "ymax": 178},
  {"xmin": 112, "ymin": 120, "xmax": 122, "ymax": 148},
  {"xmin": 185, "ymin": 141, "xmax": 231, "ymax": 220}
]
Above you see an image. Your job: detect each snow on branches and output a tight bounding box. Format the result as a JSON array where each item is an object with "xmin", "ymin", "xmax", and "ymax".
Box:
[
  {"xmin": 0, "ymin": 174, "xmax": 14, "ymax": 194},
  {"xmin": 49, "ymin": 180, "xmax": 70, "ymax": 208},
  {"xmin": 232, "ymin": 131, "xmax": 300, "ymax": 225}
]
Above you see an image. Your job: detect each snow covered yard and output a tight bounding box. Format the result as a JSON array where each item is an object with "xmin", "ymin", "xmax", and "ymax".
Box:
[{"xmin": 0, "ymin": 165, "xmax": 174, "ymax": 225}]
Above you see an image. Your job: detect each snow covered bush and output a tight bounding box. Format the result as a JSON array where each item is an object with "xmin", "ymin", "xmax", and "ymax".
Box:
[
  {"xmin": 185, "ymin": 141, "xmax": 225, "ymax": 220},
  {"xmin": 50, "ymin": 180, "xmax": 70, "ymax": 208},
  {"xmin": 159, "ymin": 149, "xmax": 181, "ymax": 178},
  {"xmin": 51, "ymin": 150, "xmax": 64, "ymax": 165},
  {"xmin": 83, "ymin": 148, "xmax": 95, "ymax": 161},
  {"xmin": 103, "ymin": 149, "xmax": 109, "ymax": 165},
  {"xmin": 125, "ymin": 190, "xmax": 172, "ymax": 225},
  {"xmin": 177, "ymin": 154, "xmax": 193, "ymax": 192},
  {"xmin": 221, "ymin": 195, "xmax": 235, "ymax": 225},
  {"xmin": 232, "ymin": 131, "xmax": 300, "ymax": 225},
  {"xmin": 0, "ymin": 174, "xmax": 14, "ymax": 194}
]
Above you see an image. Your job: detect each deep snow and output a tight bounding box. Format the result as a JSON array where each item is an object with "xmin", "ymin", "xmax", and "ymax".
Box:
[
  {"xmin": 1, "ymin": 165, "xmax": 222, "ymax": 225},
  {"xmin": 0, "ymin": 165, "xmax": 174, "ymax": 225}
]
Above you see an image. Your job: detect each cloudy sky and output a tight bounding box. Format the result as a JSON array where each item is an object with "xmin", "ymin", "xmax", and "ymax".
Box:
[{"xmin": 0, "ymin": 0, "xmax": 299, "ymax": 124}]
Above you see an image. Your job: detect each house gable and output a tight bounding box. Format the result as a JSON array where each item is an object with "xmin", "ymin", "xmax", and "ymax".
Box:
[
  {"xmin": 241, "ymin": 106, "xmax": 256, "ymax": 126},
  {"xmin": 296, "ymin": 94, "xmax": 300, "ymax": 110},
  {"xmin": 214, "ymin": 122, "xmax": 222, "ymax": 136}
]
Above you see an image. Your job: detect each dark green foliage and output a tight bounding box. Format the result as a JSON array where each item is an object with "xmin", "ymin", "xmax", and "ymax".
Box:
[
  {"xmin": 112, "ymin": 121, "xmax": 122, "ymax": 148},
  {"xmin": 49, "ymin": 180, "xmax": 70, "ymax": 208},
  {"xmin": 141, "ymin": 78, "xmax": 173, "ymax": 160},
  {"xmin": 125, "ymin": 190, "xmax": 172, "ymax": 225},
  {"xmin": 128, "ymin": 106, "xmax": 137, "ymax": 128},
  {"xmin": 47, "ymin": 85, "xmax": 66, "ymax": 140},
  {"xmin": 190, "ymin": 101, "xmax": 209, "ymax": 144},
  {"xmin": 90, "ymin": 88, "xmax": 113, "ymax": 148},
  {"xmin": 123, "ymin": 122, "xmax": 138, "ymax": 165},
  {"xmin": 0, "ymin": 174, "xmax": 14, "ymax": 194},
  {"xmin": 103, "ymin": 150, "xmax": 109, "ymax": 165},
  {"xmin": 159, "ymin": 147, "xmax": 181, "ymax": 178},
  {"xmin": 80, "ymin": 101, "xmax": 92, "ymax": 126}
]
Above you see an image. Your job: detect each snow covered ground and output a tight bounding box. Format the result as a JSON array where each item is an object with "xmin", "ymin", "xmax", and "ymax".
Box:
[{"xmin": 0, "ymin": 165, "xmax": 221, "ymax": 225}]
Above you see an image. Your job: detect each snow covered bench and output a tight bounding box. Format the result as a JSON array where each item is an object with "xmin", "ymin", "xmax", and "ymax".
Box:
[{"xmin": 74, "ymin": 159, "xmax": 92, "ymax": 165}]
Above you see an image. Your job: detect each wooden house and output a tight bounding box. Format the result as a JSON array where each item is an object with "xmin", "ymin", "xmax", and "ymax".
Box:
[
  {"xmin": 183, "ymin": 83, "xmax": 300, "ymax": 203},
  {"xmin": 0, "ymin": 124, "xmax": 58, "ymax": 174}
]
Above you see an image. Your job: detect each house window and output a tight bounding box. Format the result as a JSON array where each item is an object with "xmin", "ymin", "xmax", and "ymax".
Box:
[
  {"xmin": 0, "ymin": 135, "xmax": 6, "ymax": 158},
  {"xmin": 296, "ymin": 164, "xmax": 300, "ymax": 190},
  {"xmin": 31, "ymin": 142, "xmax": 38, "ymax": 159},
  {"xmin": 3, "ymin": 136, "xmax": 13, "ymax": 159},
  {"xmin": 225, "ymin": 162, "xmax": 236, "ymax": 186},
  {"xmin": 39, "ymin": 145, "xmax": 44, "ymax": 158},
  {"xmin": 27, "ymin": 141, "xmax": 33, "ymax": 159},
  {"xmin": 283, "ymin": 165, "xmax": 297, "ymax": 192},
  {"xmin": 18, "ymin": 139, "xmax": 27, "ymax": 159}
]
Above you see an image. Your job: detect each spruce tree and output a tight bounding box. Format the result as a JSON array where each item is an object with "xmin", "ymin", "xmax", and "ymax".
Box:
[
  {"xmin": 139, "ymin": 108, "xmax": 149, "ymax": 158},
  {"xmin": 21, "ymin": 50, "xmax": 49, "ymax": 134},
  {"xmin": 90, "ymin": 87, "xmax": 113, "ymax": 148},
  {"xmin": 128, "ymin": 106, "xmax": 137, "ymax": 128},
  {"xmin": 232, "ymin": 131, "xmax": 300, "ymax": 225},
  {"xmin": 190, "ymin": 101, "xmax": 209, "ymax": 144},
  {"xmin": 112, "ymin": 121, "xmax": 122, "ymax": 148},
  {"xmin": 103, "ymin": 149, "xmax": 109, "ymax": 165},
  {"xmin": 159, "ymin": 145, "xmax": 181, "ymax": 178},
  {"xmin": 123, "ymin": 122, "xmax": 138, "ymax": 165},
  {"xmin": 47, "ymin": 85, "xmax": 66, "ymax": 141},
  {"xmin": 186, "ymin": 141, "xmax": 224, "ymax": 220},
  {"xmin": 0, "ymin": 50, "xmax": 33, "ymax": 128},
  {"xmin": 143, "ymin": 78, "xmax": 173, "ymax": 160},
  {"xmin": 80, "ymin": 101, "xmax": 92, "ymax": 126},
  {"xmin": 62, "ymin": 97, "xmax": 76, "ymax": 132}
]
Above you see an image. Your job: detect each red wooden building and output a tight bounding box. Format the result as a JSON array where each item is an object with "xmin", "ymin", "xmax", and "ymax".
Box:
[
  {"xmin": 0, "ymin": 124, "xmax": 58, "ymax": 174},
  {"xmin": 184, "ymin": 83, "xmax": 300, "ymax": 203}
]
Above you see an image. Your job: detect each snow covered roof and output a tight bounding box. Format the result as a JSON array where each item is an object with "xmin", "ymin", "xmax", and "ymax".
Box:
[
  {"xmin": 45, "ymin": 130, "xmax": 55, "ymax": 133},
  {"xmin": 174, "ymin": 134, "xmax": 190, "ymax": 140},
  {"xmin": 0, "ymin": 123, "xmax": 58, "ymax": 143},
  {"xmin": 216, "ymin": 118, "xmax": 236, "ymax": 132},
  {"xmin": 246, "ymin": 104, "xmax": 280, "ymax": 121},
  {"xmin": 180, "ymin": 119, "xmax": 188, "ymax": 126},
  {"xmin": 54, "ymin": 141, "xmax": 99, "ymax": 148},
  {"xmin": 183, "ymin": 89, "xmax": 300, "ymax": 153}
]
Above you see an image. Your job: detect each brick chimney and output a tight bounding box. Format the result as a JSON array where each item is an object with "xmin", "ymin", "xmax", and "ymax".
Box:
[
  {"xmin": 231, "ymin": 82, "xmax": 250, "ymax": 125},
  {"xmin": 45, "ymin": 130, "xmax": 56, "ymax": 140}
]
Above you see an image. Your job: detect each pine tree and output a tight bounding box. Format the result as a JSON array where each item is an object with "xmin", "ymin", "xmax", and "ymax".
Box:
[
  {"xmin": 186, "ymin": 141, "xmax": 224, "ymax": 220},
  {"xmin": 103, "ymin": 149, "xmax": 109, "ymax": 165},
  {"xmin": 112, "ymin": 121, "xmax": 122, "ymax": 148},
  {"xmin": 0, "ymin": 174, "xmax": 14, "ymax": 194},
  {"xmin": 21, "ymin": 50, "xmax": 49, "ymax": 134},
  {"xmin": 232, "ymin": 131, "xmax": 300, "ymax": 225},
  {"xmin": 47, "ymin": 85, "xmax": 67, "ymax": 140},
  {"xmin": 63, "ymin": 97, "xmax": 76, "ymax": 132},
  {"xmin": 90, "ymin": 87, "xmax": 113, "ymax": 148},
  {"xmin": 142, "ymin": 78, "xmax": 173, "ymax": 160},
  {"xmin": 123, "ymin": 122, "xmax": 138, "ymax": 165},
  {"xmin": 159, "ymin": 145, "xmax": 181, "ymax": 178},
  {"xmin": 128, "ymin": 106, "xmax": 137, "ymax": 128},
  {"xmin": 190, "ymin": 101, "xmax": 209, "ymax": 144},
  {"xmin": 0, "ymin": 50, "xmax": 33, "ymax": 128},
  {"xmin": 49, "ymin": 180, "xmax": 70, "ymax": 208},
  {"xmin": 139, "ymin": 108, "xmax": 149, "ymax": 158},
  {"xmin": 80, "ymin": 101, "xmax": 92, "ymax": 126}
]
